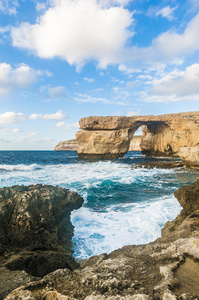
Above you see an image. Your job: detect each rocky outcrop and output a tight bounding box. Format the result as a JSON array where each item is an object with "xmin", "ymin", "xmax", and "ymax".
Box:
[
  {"xmin": 178, "ymin": 146, "xmax": 199, "ymax": 168},
  {"xmin": 129, "ymin": 136, "xmax": 141, "ymax": 151},
  {"xmin": 5, "ymin": 180, "xmax": 199, "ymax": 299},
  {"xmin": 76, "ymin": 112, "xmax": 199, "ymax": 165},
  {"xmin": 0, "ymin": 184, "xmax": 84, "ymax": 299},
  {"xmin": 54, "ymin": 139, "xmax": 78, "ymax": 151}
]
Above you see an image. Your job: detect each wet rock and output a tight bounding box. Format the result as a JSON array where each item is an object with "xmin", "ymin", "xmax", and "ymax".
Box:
[{"xmin": 0, "ymin": 184, "xmax": 84, "ymax": 299}]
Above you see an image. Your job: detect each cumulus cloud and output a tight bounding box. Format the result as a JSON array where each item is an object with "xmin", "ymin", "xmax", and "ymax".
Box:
[
  {"xmin": 29, "ymin": 110, "xmax": 67, "ymax": 121},
  {"xmin": 146, "ymin": 63, "xmax": 199, "ymax": 102},
  {"xmin": 10, "ymin": 0, "xmax": 199, "ymax": 72},
  {"xmin": 56, "ymin": 121, "xmax": 79, "ymax": 129},
  {"xmin": 119, "ymin": 12, "xmax": 199, "ymax": 71},
  {"xmin": 0, "ymin": 63, "xmax": 45, "ymax": 95},
  {"xmin": 0, "ymin": 0, "xmax": 19, "ymax": 15},
  {"xmin": 11, "ymin": 0, "xmax": 133, "ymax": 69},
  {"xmin": 0, "ymin": 112, "xmax": 26, "ymax": 124}
]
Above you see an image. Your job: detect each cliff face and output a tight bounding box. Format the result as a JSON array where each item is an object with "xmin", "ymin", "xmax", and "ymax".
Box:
[
  {"xmin": 129, "ymin": 136, "xmax": 141, "ymax": 151},
  {"xmin": 54, "ymin": 139, "xmax": 77, "ymax": 151},
  {"xmin": 76, "ymin": 112, "xmax": 199, "ymax": 166},
  {"xmin": 5, "ymin": 180, "xmax": 199, "ymax": 300}
]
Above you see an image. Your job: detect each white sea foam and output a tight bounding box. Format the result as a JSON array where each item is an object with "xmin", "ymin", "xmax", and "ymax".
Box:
[
  {"xmin": 0, "ymin": 163, "xmax": 40, "ymax": 172},
  {"xmin": 0, "ymin": 159, "xmax": 185, "ymax": 259},
  {"xmin": 0, "ymin": 161, "xmax": 174, "ymax": 188},
  {"xmin": 71, "ymin": 195, "xmax": 182, "ymax": 259}
]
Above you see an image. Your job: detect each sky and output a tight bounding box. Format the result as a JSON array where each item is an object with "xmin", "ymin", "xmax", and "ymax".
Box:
[{"xmin": 0, "ymin": 0, "xmax": 199, "ymax": 150}]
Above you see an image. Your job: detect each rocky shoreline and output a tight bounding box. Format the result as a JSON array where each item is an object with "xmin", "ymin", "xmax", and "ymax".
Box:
[{"xmin": 1, "ymin": 178, "xmax": 199, "ymax": 299}]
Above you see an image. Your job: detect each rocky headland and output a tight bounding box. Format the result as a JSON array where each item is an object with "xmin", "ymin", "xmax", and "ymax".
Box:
[
  {"xmin": 0, "ymin": 184, "xmax": 84, "ymax": 299},
  {"xmin": 3, "ymin": 179, "xmax": 199, "ymax": 300},
  {"xmin": 75, "ymin": 111, "xmax": 199, "ymax": 167},
  {"xmin": 54, "ymin": 140, "xmax": 78, "ymax": 151},
  {"xmin": 54, "ymin": 136, "xmax": 141, "ymax": 152}
]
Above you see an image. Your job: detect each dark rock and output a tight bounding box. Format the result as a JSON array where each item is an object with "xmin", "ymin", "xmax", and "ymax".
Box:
[
  {"xmin": 0, "ymin": 184, "xmax": 83, "ymax": 252},
  {"xmin": 0, "ymin": 184, "xmax": 84, "ymax": 299}
]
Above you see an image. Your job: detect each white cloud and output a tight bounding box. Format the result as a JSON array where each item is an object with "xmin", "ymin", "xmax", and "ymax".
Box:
[
  {"xmin": 84, "ymin": 77, "xmax": 94, "ymax": 83},
  {"xmin": 120, "ymin": 13, "xmax": 199, "ymax": 71},
  {"xmin": 0, "ymin": 63, "xmax": 43, "ymax": 95},
  {"xmin": 11, "ymin": 0, "xmax": 133, "ymax": 69},
  {"xmin": 145, "ymin": 13, "xmax": 199, "ymax": 61},
  {"xmin": 0, "ymin": 25, "xmax": 10, "ymax": 34},
  {"xmin": 56, "ymin": 121, "xmax": 79, "ymax": 129},
  {"xmin": 12, "ymin": 128, "xmax": 21, "ymax": 133},
  {"xmin": 0, "ymin": 0, "xmax": 19, "ymax": 15},
  {"xmin": 155, "ymin": 6, "xmax": 177, "ymax": 21},
  {"xmin": 29, "ymin": 110, "xmax": 67, "ymax": 121},
  {"xmin": 146, "ymin": 63, "xmax": 199, "ymax": 102},
  {"xmin": 0, "ymin": 112, "xmax": 26, "ymax": 124},
  {"xmin": 74, "ymin": 93, "xmax": 111, "ymax": 103},
  {"xmin": 36, "ymin": 2, "xmax": 48, "ymax": 12},
  {"xmin": 46, "ymin": 86, "xmax": 68, "ymax": 100},
  {"xmin": 118, "ymin": 64, "xmax": 141, "ymax": 74}
]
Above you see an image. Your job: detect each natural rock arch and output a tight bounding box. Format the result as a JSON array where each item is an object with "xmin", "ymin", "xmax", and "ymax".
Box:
[{"xmin": 75, "ymin": 112, "xmax": 199, "ymax": 166}]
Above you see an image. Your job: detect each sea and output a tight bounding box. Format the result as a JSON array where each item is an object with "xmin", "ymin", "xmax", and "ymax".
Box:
[{"xmin": 0, "ymin": 150, "xmax": 198, "ymax": 260}]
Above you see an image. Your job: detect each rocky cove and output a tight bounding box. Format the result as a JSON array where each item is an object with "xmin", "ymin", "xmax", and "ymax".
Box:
[
  {"xmin": 0, "ymin": 172, "xmax": 198, "ymax": 298},
  {"xmin": 1, "ymin": 112, "xmax": 199, "ymax": 300},
  {"xmin": 1, "ymin": 178, "xmax": 199, "ymax": 300}
]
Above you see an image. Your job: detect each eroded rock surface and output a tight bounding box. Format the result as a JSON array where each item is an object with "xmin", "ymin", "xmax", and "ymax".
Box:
[
  {"xmin": 5, "ymin": 180, "xmax": 199, "ymax": 300},
  {"xmin": 54, "ymin": 140, "xmax": 78, "ymax": 151},
  {"xmin": 129, "ymin": 136, "xmax": 141, "ymax": 151},
  {"xmin": 76, "ymin": 112, "xmax": 199, "ymax": 165},
  {"xmin": 0, "ymin": 184, "xmax": 84, "ymax": 298}
]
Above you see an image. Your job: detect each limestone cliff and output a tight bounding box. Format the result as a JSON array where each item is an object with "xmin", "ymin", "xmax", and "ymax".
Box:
[
  {"xmin": 76, "ymin": 112, "xmax": 199, "ymax": 166},
  {"xmin": 5, "ymin": 180, "xmax": 199, "ymax": 299},
  {"xmin": 54, "ymin": 139, "xmax": 77, "ymax": 151},
  {"xmin": 129, "ymin": 136, "xmax": 141, "ymax": 151}
]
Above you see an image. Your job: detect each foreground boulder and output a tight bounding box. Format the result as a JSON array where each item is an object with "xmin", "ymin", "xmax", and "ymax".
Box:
[
  {"xmin": 5, "ymin": 180, "xmax": 199, "ymax": 300},
  {"xmin": 0, "ymin": 184, "xmax": 84, "ymax": 299}
]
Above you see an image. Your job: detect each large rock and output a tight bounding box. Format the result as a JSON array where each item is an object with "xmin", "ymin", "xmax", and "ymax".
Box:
[
  {"xmin": 54, "ymin": 139, "xmax": 77, "ymax": 151},
  {"xmin": 129, "ymin": 136, "xmax": 141, "ymax": 151},
  {"xmin": 76, "ymin": 112, "xmax": 199, "ymax": 164},
  {"xmin": 0, "ymin": 184, "xmax": 84, "ymax": 298},
  {"xmin": 179, "ymin": 146, "xmax": 199, "ymax": 168},
  {"xmin": 0, "ymin": 184, "xmax": 83, "ymax": 252},
  {"xmin": 76, "ymin": 129, "xmax": 132, "ymax": 158},
  {"xmin": 5, "ymin": 180, "xmax": 199, "ymax": 299}
]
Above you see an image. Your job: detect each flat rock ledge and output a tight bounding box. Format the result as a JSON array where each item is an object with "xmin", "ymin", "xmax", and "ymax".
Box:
[
  {"xmin": 0, "ymin": 184, "xmax": 84, "ymax": 299},
  {"xmin": 4, "ymin": 180, "xmax": 199, "ymax": 300}
]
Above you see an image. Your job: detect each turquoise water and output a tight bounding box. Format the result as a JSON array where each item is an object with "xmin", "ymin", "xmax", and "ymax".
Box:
[{"xmin": 0, "ymin": 151, "xmax": 198, "ymax": 259}]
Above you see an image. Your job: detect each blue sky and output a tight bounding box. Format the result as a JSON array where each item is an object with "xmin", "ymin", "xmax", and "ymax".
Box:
[{"xmin": 0, "ymin": 0, "xmax": 199, "ymax": 150}]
